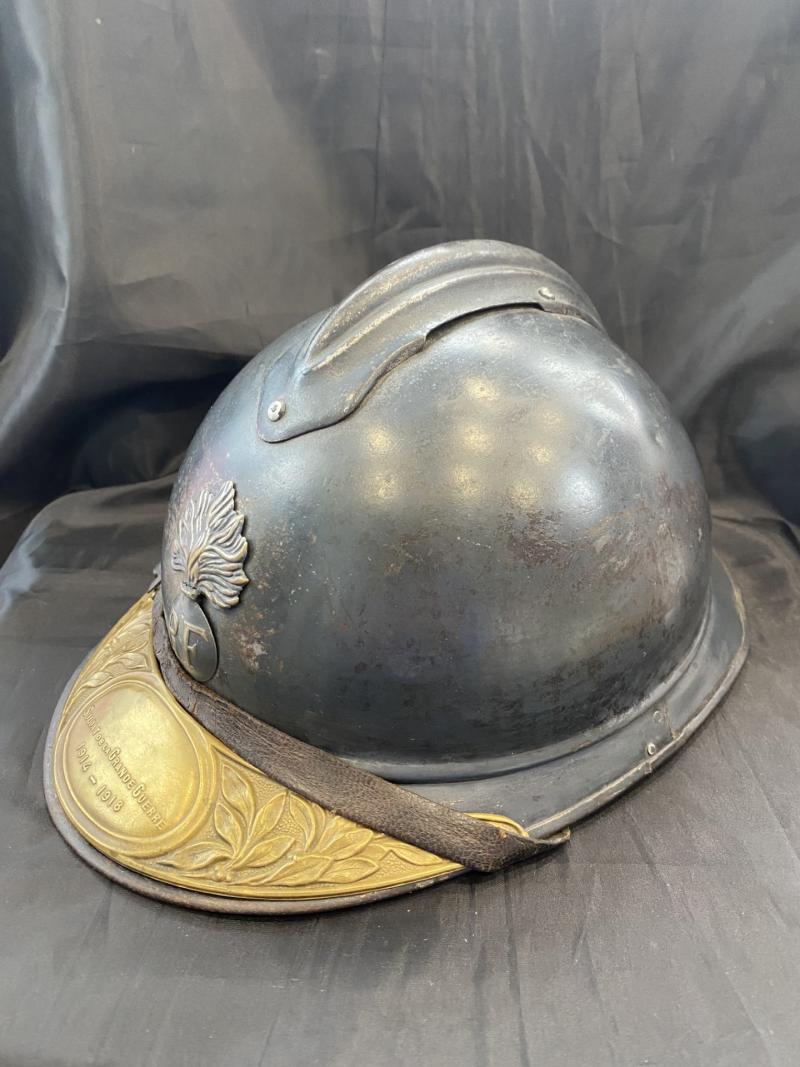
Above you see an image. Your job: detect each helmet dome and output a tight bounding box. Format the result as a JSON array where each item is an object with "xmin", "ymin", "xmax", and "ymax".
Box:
[{"xmin": 162, "ymin": 241, "xmax": 711, "ymax": 783}]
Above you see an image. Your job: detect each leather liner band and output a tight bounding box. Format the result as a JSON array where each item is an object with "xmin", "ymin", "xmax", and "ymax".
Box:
[{"xmin": 152, "ymin": 594, "xmax": 568, "ymax": 872}]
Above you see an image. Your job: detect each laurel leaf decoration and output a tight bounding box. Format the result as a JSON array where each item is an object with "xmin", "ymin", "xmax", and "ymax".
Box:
[
  {"xmin": 152, "ymin": 753, "xmax": 454, "ymax": 892},
  {"xmin": 382, "ymin": 842, "xmax": 443, "ymax": 866},
  {"xmin": 320, "ymin": 828, "xmax": 373, "ymax": 861},
  {"xmin": 231, "ymin": 834, "xmax": 294, "ymax": 873},
  {"xmin": 81, "ymin": 614, "xmax": 150, "ymax": 689},
  {"xmin": 322, "ymin": 858, "xmax": 380, "ymax": 883},
  {"xmin": 268, "ymin": 856, "xmax": 333, "ymax": 887},
  {"xmin": 171, "ymin": 480, "xmax": 248, "ymax": 607},
  {"xmin": 251, "ymin": 792, "xmax": 286, "ymax": 840},
  {"xmin": 221, "ymin": 763, "xmax": 255, "ymax": 828},
  {"xmin": 289, "ymin": 793, "xmax": 318, "ymax": 849},
  {"xmin": 213, "ymin": 800, "xmax": 242, "ymax": 853},
  {"xmin": 160, "ymin": 843, "xmax": 230, "ymax": 871}
]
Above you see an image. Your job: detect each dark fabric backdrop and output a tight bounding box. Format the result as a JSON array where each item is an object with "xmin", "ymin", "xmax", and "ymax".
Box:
[{"xmin": 1, "ymin": 2, "xmax": 799, "ymax": 1065}]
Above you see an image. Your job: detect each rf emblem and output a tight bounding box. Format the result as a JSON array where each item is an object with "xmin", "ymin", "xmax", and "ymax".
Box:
[{"xmin": 167, "ymin": 597, "xmax": 218, "ymax": 682}]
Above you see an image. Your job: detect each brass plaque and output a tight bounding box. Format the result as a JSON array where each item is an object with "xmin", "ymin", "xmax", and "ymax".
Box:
[{"xmin": 53, "ymin": 593, "xmax": 527, "ymax": 900}]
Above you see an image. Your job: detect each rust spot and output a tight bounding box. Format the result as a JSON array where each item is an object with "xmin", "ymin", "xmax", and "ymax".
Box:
[{"xmin": 502, "ymin": 510, "xmax": 572, "ymax": 567}]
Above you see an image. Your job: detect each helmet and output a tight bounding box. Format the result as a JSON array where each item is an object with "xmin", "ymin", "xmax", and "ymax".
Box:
[{"xmin": 44, "ymin": 241, "xmax": 747, "ymax": 914}]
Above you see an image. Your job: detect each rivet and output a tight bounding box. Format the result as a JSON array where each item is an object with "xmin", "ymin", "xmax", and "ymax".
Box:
[
  {"xmin": 267, "ymin": 398, "xmax": 286, "ymax": 422},
  {"xmin": 538, "ymin": 286, "xmax": 555, "ymax": 300},
  {"xmin": 646, "ymin": 742, "xmax": 657, "ymax": 757}
]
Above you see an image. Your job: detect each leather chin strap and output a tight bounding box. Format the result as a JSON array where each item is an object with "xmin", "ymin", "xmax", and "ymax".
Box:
[{"xmin": 152, "ymin": 594, "xmax": 568, "ymax": 873}]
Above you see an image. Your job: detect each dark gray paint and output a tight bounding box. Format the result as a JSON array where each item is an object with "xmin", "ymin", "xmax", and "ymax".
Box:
[{"xmin": 163, "ymin": 299, "xmax": 714, "ymax": 780}]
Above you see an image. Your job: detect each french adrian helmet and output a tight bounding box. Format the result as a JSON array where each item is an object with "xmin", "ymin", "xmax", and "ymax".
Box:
[{"xmin": 44, "ymin": 241, "xmax": 747, "ymax": 914}]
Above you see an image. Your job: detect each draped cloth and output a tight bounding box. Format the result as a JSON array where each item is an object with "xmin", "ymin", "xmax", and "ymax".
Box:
[{"xmin": 1, "ymin": 2, "xmax": 799, "ymax": 1063}]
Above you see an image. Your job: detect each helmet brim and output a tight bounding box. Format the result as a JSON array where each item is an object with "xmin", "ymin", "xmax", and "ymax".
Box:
[{"xmin": 43, "ymin": 552, "xmax": 746, "ymax": 915}]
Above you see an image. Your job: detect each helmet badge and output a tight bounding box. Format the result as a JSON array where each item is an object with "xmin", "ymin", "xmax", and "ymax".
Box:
[{"xmin": 168, "ymin": 480, "xmax": 249, "ymax": 682}]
